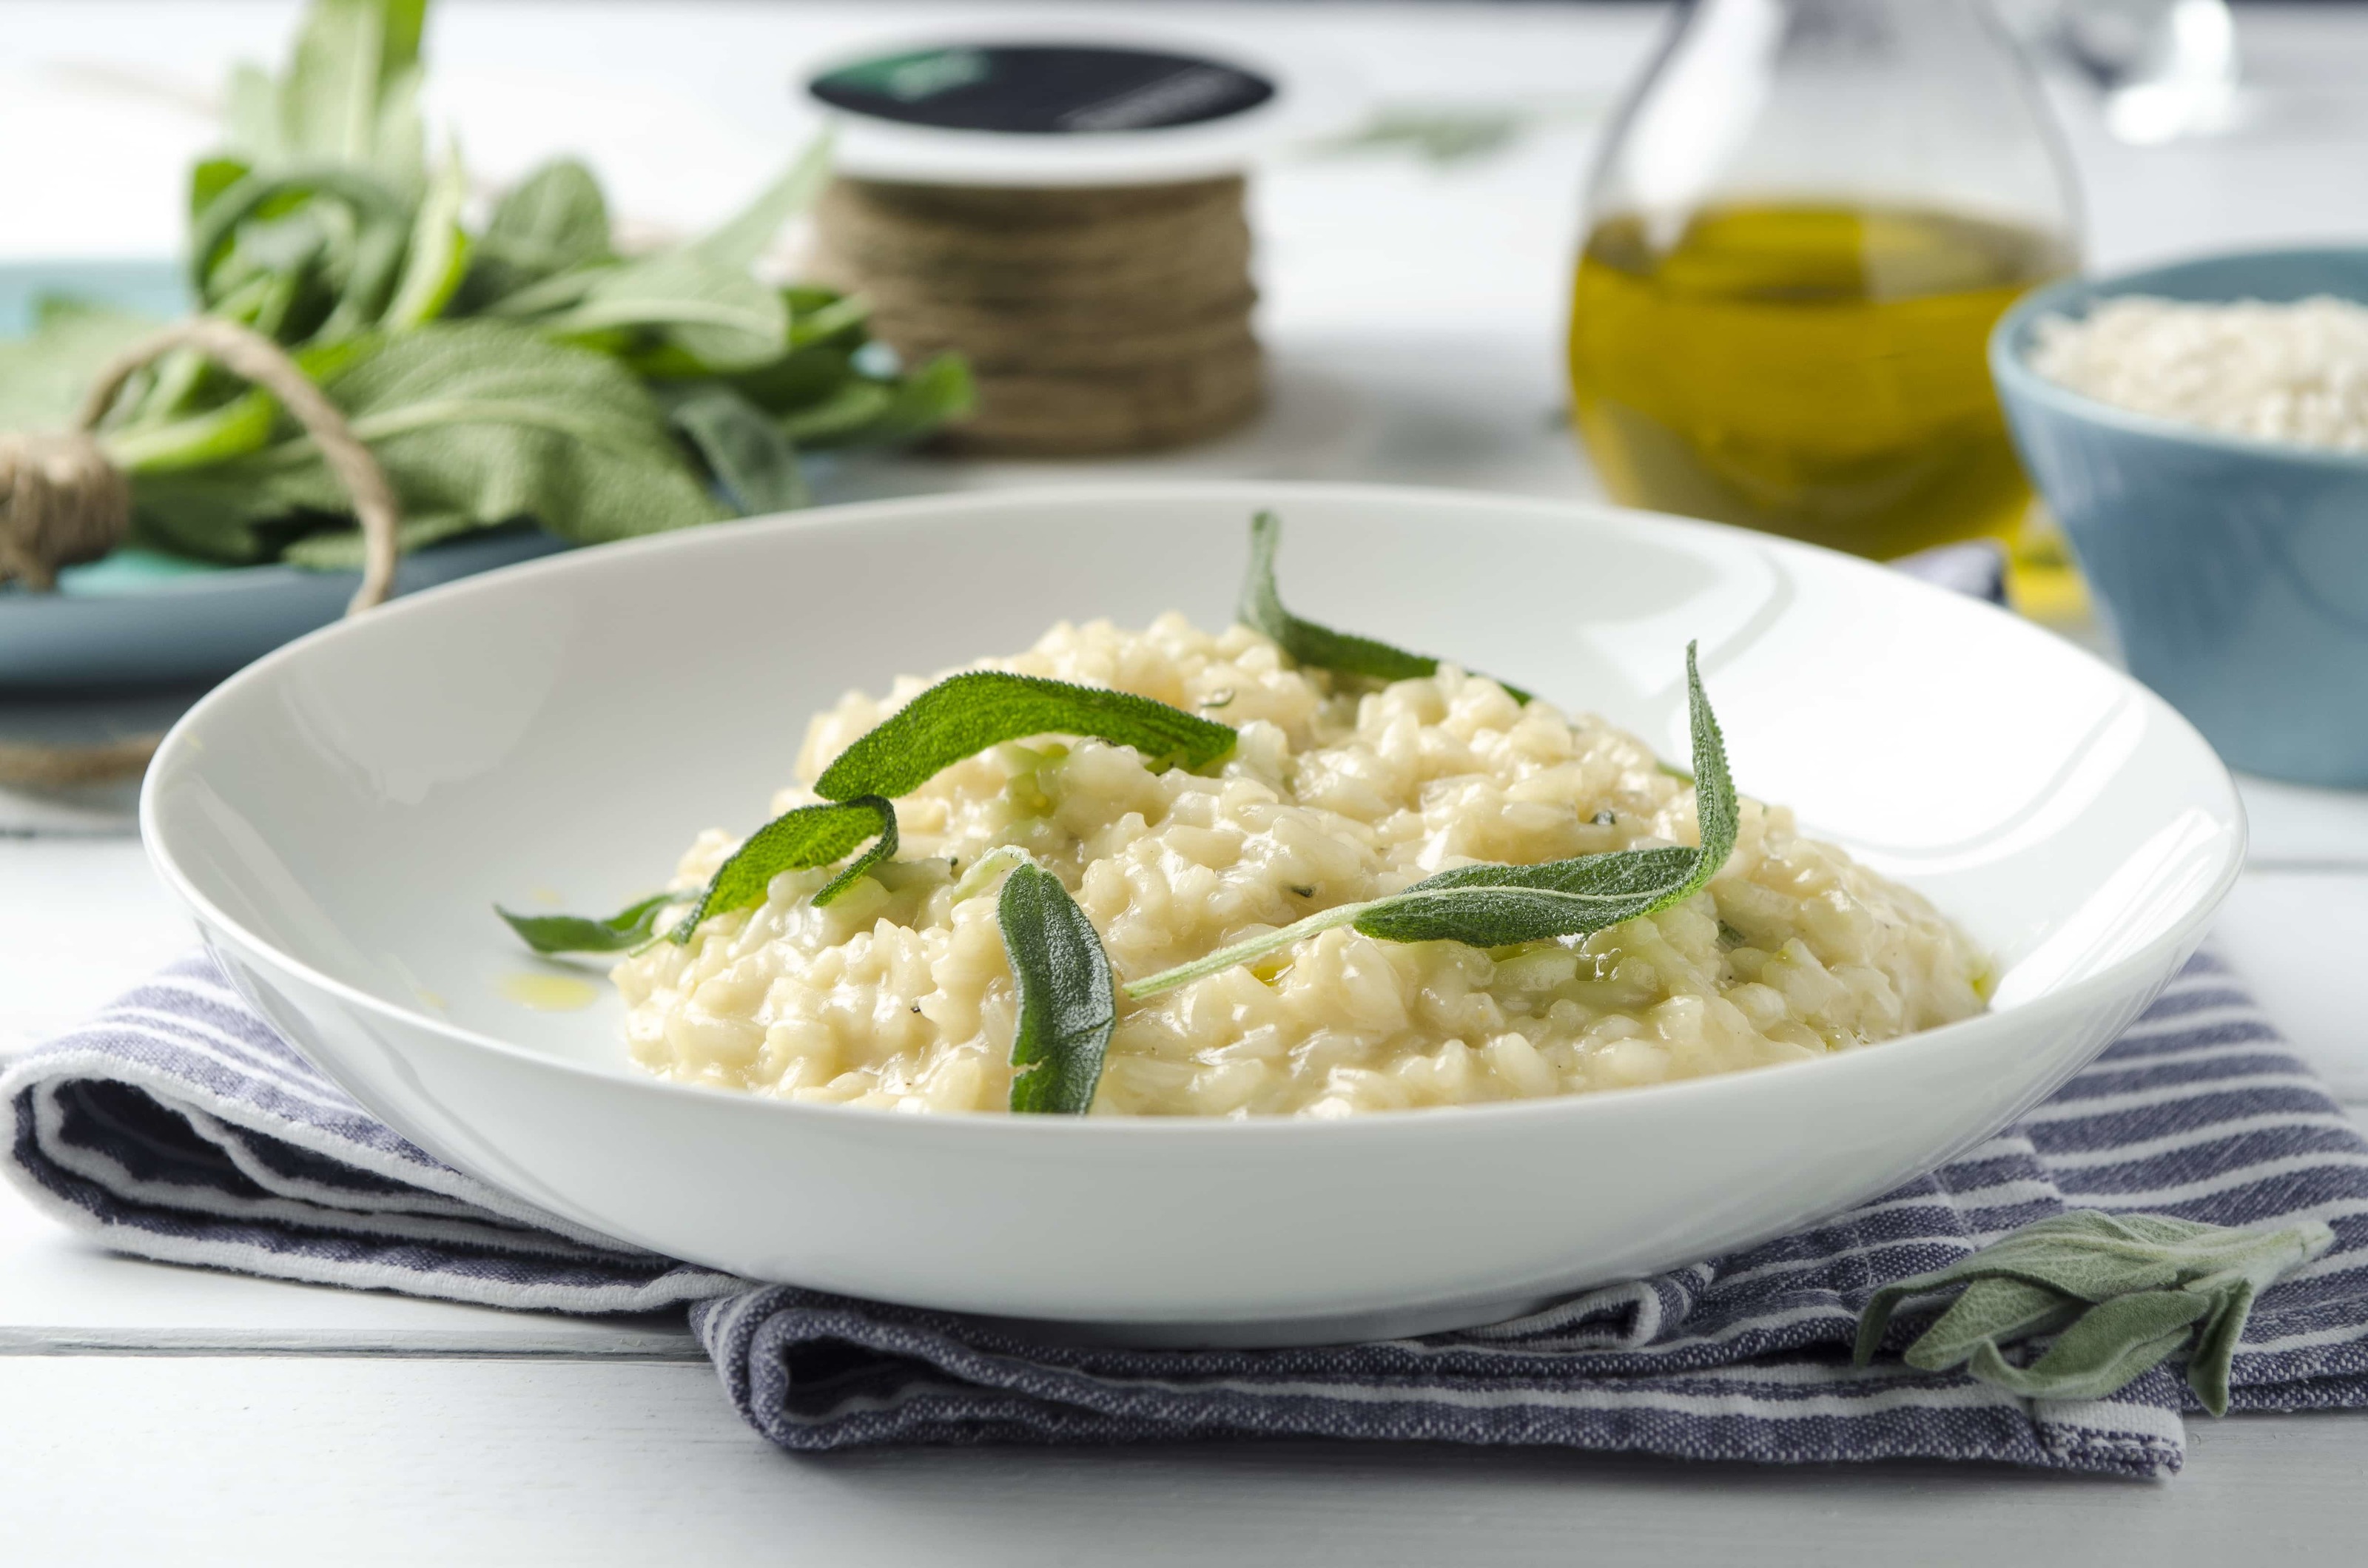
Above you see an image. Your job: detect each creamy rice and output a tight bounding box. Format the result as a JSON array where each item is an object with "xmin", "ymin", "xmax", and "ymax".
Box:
[{"xmin": 611, "ymin": 615, "xmax": 1988, "ymax": 1117}]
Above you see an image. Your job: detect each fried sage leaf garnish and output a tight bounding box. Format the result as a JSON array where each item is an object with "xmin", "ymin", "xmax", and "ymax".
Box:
[
  {"xmin": 667, "ymin": 795, "xmax": 899, "ymax": 941},
  {"xmin": 1239, "ymin": 511, "xmax": 1533, "ymax": 704},
  {"xmin": 497, "ymin": 892, "xmax": 670, "ymax": 956},
  {"xmin": 997, "ymin": 861, "xmax": 1117, "ymax": 1115},
  {"xmin": 812, "ymin": 670, "xmax": 1236, "ymax": 801}
]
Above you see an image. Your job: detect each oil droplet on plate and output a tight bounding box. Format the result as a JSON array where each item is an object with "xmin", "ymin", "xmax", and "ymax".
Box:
[{"xmin": 500, "ymin": 972, "xmax": 601, "ymax": 1012}]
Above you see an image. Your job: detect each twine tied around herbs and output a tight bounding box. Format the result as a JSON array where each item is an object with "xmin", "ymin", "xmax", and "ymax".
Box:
[{"xmin": 0, "ymin": 316, "xmax": 402, "ymax": 790}]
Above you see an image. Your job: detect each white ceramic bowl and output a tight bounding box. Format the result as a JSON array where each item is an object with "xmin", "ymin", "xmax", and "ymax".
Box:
[{"xmin": 142, "ymin": 483, "xmax": 2244, "ymax": 1345}]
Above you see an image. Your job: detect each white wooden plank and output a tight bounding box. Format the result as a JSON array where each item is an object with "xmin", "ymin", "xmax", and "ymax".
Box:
[
  {"xmin": 2212, "ymin": 872, "xmax": 2368, "ymax": 1100},
  {"xmin": 0, "ymin": 1145, "xmax": 697, "ymax": 1355},
  {"xmin": 0, "ymin": 836, "xmax": 701, "ymax": 1353},
  {"xmin": 0, "ymin": 1197, "xmax": 696, "ymax": 1357},
  {"xmin": 2238, "ymin": 775, "xmax": 2368, "ymax": 870},
  {"xmin": 0, "ymin": 837, "xmax": 193, "ymax": 1055},
  {"xmin": 0, "ymin": 1355, "xmax": 2361, "ymax": 1567}
]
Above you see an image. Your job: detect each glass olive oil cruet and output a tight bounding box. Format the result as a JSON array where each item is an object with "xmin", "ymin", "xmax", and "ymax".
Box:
[{"xmin": 1569, "ymin": 0, "xmax": 2079, "ymax": 560}]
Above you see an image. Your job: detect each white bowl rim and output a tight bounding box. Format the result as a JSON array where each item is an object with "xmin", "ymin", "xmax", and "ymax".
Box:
[
  {"xmin": 141, "ymin": 479, "xmax": 2248, "ymax": 1143},
  {"xmin": 1991, "ymin": 243, "xmax": 2368, "ymax": 474}
]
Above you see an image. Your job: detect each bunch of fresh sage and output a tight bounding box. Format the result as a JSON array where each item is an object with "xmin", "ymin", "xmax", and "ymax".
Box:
[
  {"xmin": 502, "ymin": 514, "xmax": 1736, "ymax": 1113},
  {"xmin": 1854, "ymin": 1209, "xmax": 2332, "ymax": 1413},
  {"xmin": 0, "ymin": 0, "xmax": 969, "ymax": 574}
]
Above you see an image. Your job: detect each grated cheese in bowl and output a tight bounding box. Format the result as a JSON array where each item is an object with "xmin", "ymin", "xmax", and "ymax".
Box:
[{"xmin": 2028, "ymin": 295, "xmax": 2368, "ymax": 452}]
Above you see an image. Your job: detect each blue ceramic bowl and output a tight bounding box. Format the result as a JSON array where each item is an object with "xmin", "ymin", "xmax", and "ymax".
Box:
[{"xmin": 1991, "ymin": 249, "xmax": 2368, "ymax": 787}]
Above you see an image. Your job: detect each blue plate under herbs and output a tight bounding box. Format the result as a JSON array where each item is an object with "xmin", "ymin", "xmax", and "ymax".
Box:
[{"xmin": 1, "ymin": 259, "xmax": 570, "ymax": 690}]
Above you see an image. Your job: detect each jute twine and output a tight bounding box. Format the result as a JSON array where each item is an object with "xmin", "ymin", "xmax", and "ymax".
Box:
[
  {"xmin": 0, "ymin": 316, "xmax": 400, "ymax": 790},
  {"xmin": 812, "ymin": 175, "xmax": 1264, "ymax": 456}
]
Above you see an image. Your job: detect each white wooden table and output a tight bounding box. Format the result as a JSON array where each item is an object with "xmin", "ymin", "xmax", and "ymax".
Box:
[{"xmin": 8, "ymin": 4, "xmax": 2368, "ymax": 1560}]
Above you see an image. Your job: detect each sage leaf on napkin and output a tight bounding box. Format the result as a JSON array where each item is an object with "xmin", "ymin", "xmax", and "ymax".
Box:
[
  {"xmin": 998, "ymin": 861, "xmax": 1117, "ymax": 1115},
  {"xmin": 1240, "ymin": 511, "xmax": 1534, "ymax": 704},
  {"xmin": 1853, "ymin": 1209, "xmax": 2335, "ymax": 1414},
  {"xmin": 1126, "ymin": 642, "xmax": 1731, "ymax": 998},
  {"xmin": 812, "ymin": 671, "xmax": 1237, "ymax": 803},
  {"xmin": 497, "ymin": 892, "xmax": 671, "ymax": 956}
]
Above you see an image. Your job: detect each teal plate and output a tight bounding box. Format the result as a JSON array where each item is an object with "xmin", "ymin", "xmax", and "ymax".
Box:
[{"xmin": 1, "ymin": 259, "xmax": 565, "ymax": 690}]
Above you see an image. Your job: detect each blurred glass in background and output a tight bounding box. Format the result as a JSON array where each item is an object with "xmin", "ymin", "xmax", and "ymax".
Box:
[{"xmin": 2057, "ymin": 0, "xmax": 2241, "ymax": 144}]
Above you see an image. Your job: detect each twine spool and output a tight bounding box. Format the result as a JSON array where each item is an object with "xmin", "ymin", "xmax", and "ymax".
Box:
[
  {"xmin": 0, "ymin": 316, "xmax": 402, "ymax": 790},
  {"xmin": 813, "ymin": 175, "xmax": 1263, "ymax": 456}
]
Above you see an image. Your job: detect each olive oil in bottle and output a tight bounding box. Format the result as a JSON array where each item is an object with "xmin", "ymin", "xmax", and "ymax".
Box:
[
  {"xmin": 1568, "ymin": 0, "xmax": 2082, "ymax": 561},
  {"xmin": 1569, "ymin": 202, "xmax": 2071, "ymax": 560}
]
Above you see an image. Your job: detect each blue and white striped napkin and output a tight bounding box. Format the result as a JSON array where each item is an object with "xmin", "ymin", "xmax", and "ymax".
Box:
[{"xmin": 9, "ymin": 949, "xmax": 2368, "ymax": 1478}]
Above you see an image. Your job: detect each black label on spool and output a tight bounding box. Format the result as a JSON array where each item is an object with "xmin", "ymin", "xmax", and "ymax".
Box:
[{"xmin": 809, "ymin": 44, "xmax": 1276, "ymax": 134}]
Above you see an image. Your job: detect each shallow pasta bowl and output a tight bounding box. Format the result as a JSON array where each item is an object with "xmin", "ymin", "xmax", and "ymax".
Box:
[{"xmin": 141, "ymin": 482, "xmax": 2244, "ymax": 1344}]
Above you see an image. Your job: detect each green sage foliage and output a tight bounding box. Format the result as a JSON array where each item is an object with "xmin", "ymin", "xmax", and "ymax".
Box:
[{"xmin": 3, "ymin": 0, "xmax": 970, "ymax": 572}]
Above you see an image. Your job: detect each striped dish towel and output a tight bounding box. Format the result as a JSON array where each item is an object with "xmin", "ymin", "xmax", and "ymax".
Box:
[{"xmin": 8, "ymin": 952, "xmax": 2368, "ymax": 1478}]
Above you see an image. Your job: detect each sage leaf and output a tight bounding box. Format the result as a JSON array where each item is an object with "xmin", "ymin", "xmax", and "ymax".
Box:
[
  {"xmin": 218, "ymin": 320, "xmax": 726, "ymax": 546},
  {"xmin": 813, "ymin": 671, "xmax": 1238, "ymax": 803},
  {"xmin": 775, "ymin": 377, "xmax": 895, "ymax": 445},
  {"xmin": 727, "ymin": 342, "xmax": 856, "ymax": 416},
  {"xmin": 281, "ymin": 508, "xmax": 480, "ymax": 570},
  {"xmin": 190, "ymin": 165, "xmax": 415, "ymax": 337},
  {"xmin": 104, "ymin": 388, "xmax": 282, "ymax": 474},
  {"xmin": 499, "ymin": 141, "xmax": 828, "ymax": 373},
  {"xmin": 1124, "ymin": 643, "xmax": 1730, "ymax": 998},
  {"xmin": 497, "ymin": 892, "xmax": 670, "ymax": 955},
  {"xmin": 461, "ymin": 157, "xmax": 612, "ymax": 306},
  {"xmin": 191, "ymin": 157, "xmax": 252, "ymax": 222},
  {"xmin": 663, "ymin": 383, "xmax": 807, "ymax": 516},
  {"xmin": 0, "ymin": 301, "xmax": 161, "ymax": 431},
  {"xmin": 998, "ymin": 861, "xmax": 1116, "ymax": 1115},
  {"xmin": 537, "ymin": 250, "xmax": 788, "ymax": 373},
  {"xmin": 670, "ymin": 795, "xmax": 898, "ymax": 943},
  {"xmin": 796, "ymin": 352, "xmax": 974, "ymax": 448},
  {"xmin": 223, "ymin": 63, "xmax": 283, "ymax": 163},
  {"xmin": 1853, "ymin": 1209, "xmax": 2334, "ymax": 1415},
  {"xmin": 686, "ymin": 135, "xmax": 832, "ymax": 272},
  {"xmin": 1241, "ymin": 511, "xmax": 1533, "ymax": 705},
  {"xmin": 382, "ymin": 144, "xmax": 470, "ymax": 329},
  {"xmin": 1960, "ymin": 1290, "xmax": 2212, "ymax": 1404},
  {"xmin": 279, "ymin": 0, "xmax": 426, "ymax": 170}
]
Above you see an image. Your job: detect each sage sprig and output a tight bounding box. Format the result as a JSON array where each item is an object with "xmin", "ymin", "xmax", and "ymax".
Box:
[
  {"xmin": 812, "ymin": 670, "xmax": 1237, "ymax": 801},
  {"xmin": 497, "ymin": 892, "xmax": 670, "ymax": 957},
  {"xmin": 1854, "ymin": 1210, "xmax": 2334, "ymax": 1415},
  {"xmin": 3, "ymin": 0, "xmax": 968, "ymax": 579},
  {"xmin": 1241, "ymin": 511, "xmax": 1533, "ymax": 704},
  {"xmin": 666, "ymin": 795, "xmax": 898, "ymax": 943},
  {"xmin": 1126, "ymin": 642, "xmax": 1730, "ymax": 999},
  {"xmin": 996, "ymin": 861, "xmax": 1117, "ymax": 1114}
]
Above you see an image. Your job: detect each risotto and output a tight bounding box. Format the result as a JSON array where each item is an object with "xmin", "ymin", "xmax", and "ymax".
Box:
[{"xmin": 608, "ymin": 613, "xmax": 1988, "ymax": 1117}]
